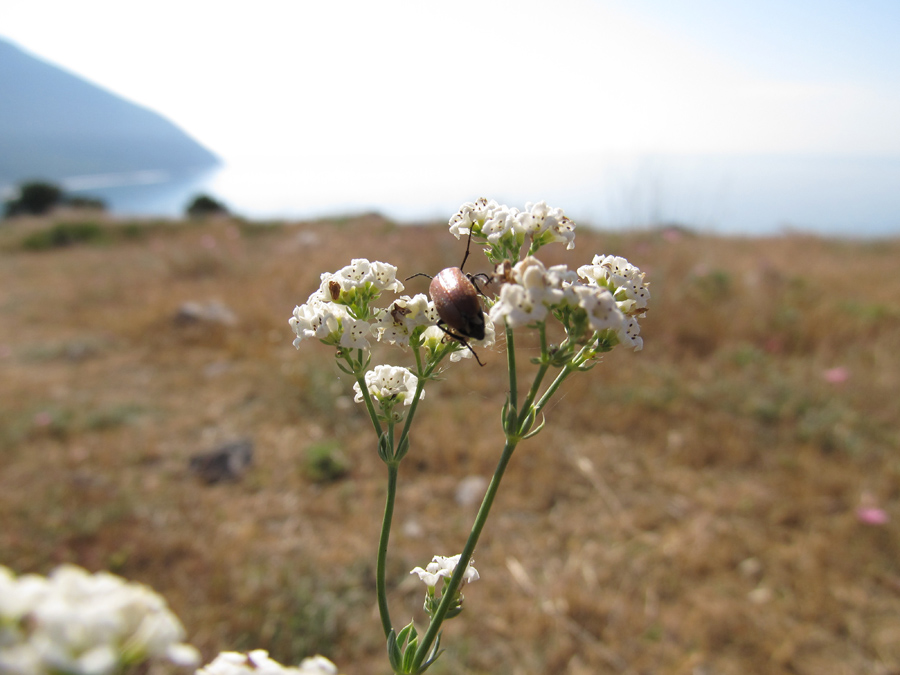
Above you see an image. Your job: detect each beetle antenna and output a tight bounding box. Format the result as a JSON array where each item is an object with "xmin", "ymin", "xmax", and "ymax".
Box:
[
  {"xmin": 405, "ymin": 272, "xmax": 434, "ymax": 281},
  {"xmin": 459, "ymin": 228, "xmax": 475, "ymax": 272}
]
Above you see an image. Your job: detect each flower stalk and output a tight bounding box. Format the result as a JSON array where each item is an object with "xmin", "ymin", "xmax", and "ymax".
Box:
[
  {"xmin": 377, "ymin": 463, "xmax": 399, "ymax": 638},
  {"xmin": 410, "ymin": 436, "xmax": 517, "ymax": 671},
  {"xmin": 286, "ymin": 198, "xmax": 650, "ymax": 674}
]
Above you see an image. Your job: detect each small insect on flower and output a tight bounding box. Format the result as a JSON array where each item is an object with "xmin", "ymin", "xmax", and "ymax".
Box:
[{"xmin": 407, "ymin": 229, "xmax": 490, "ymax": 366}]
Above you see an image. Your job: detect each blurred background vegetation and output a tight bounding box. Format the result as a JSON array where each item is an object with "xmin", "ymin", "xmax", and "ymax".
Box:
[{"xmin": 1, "ymin": 214, "xmax": 898, "ymax": 674}]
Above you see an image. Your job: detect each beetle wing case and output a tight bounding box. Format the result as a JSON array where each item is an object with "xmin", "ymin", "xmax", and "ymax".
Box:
[{"xmin": 430, "ymin": 268, "xmax": 486, "ymax": 341}]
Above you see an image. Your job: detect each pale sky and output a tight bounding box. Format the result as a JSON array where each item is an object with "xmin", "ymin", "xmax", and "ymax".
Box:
[{"xmin": 3, "ymin": 0, "xmax": 900, "ymax": 167}]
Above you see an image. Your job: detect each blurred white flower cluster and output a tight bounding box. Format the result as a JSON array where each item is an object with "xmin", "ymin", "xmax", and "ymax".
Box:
[
  {"xmin": 0, "ymin": 564, "xmax": 199, "ymax": 675},
  {"xmin": 196, "ymin": 650, "xmax": 338, "ymax": 675}
]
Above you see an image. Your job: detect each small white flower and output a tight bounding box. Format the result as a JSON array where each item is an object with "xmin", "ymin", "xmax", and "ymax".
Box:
[
  {"xmin": 289, "ymin": 292, "xmax": 373, "ymax": 351},
  {"xmin": 578, "ymin": 255, "xmax": 650, "ymax": 312},
  {"xmin": 168, "ymin": 643, "xmax": 204, "ymax": 666},
  {"xmin": 372, "ymin": 294, "xmax": 437, "ymax": 348},
  {"xmin": 369, "ymin": 261, "xmax": 404, "ymax": 293},
  {"xmin": 289, "ymin": 292, "xmax": 342, "ymax": 346},
  {"xmin": 545, "ymin": 263, "xmax": 580, "ymax": 290},
  {"xmin": 411, "ymin": 554, "xmax": 479, "ymax": 588},
  {"xmin": 480, "ymin": 204, "xmax": 518, "ymax": 246},
  {"xmin": 196, "ymin": 650, "xmax": 338, "ymax": 675},
  {"xmin": 514, "ymin": 256, "xmax": 551, "ymax": 290},
  {"xmin": 419, "ymin": 325, "xmax": 448, "ymax": 353},
  {"xmin": 410, "ymin": 563, "xmax": 448, "ymax": 589},
  {"xmin": 434, "ymin": 555, "xmax": 480, "ymax": 584},
  {"xmin": 324, "ymin": 259, "xmax": 403, "ymax": 295},
  {"xmin": 449, "ymin": 311, "xmax": 496, "ymax": 362},
  {"xmin": 567, "ymin": 284, "xmax": 625, "ymax": 334},
  {"xmin": 489, "ymin": 282, "xmax": 548, "ymax": 328},
  {"xmin": 417, "ymin": 317, "xmax": 494, "ymax": 364},
  {"xmin": 489, "ymin": 256, "xmax": 577, "ymax": 328},
  {"xmin": 448, "ymin": 197, "xmax": 501, "ymax": 238},
  {"xmin": 515, "ymin": 201, "xmax": 576, "ymax": 250},
  {"xmin": 339, "ymin": 317, "xmax": 373, "ymax": 350},
  {"xmin": 0, "ymin": 567, "xmax": 49, "ymax": 623},
  {"xmin": 353, "ymin": 365, "xmax": 422, "ymax": 406},
  {"xmin": 298, "ymin": 655, "xmax": 340, "ymax": 675},
  {"xmin": 621, "ymin": 316, "xmax": 644, "ymax": 352}
]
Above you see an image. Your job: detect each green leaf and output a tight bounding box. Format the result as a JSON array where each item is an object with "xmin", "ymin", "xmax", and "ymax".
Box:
[
  {"xmin": 377, "ymin": 433, "xmax": 393, "ymax": 462},
  {"xmin": 396, "ymin": 620, "xmax": 416, "ymax": 646},
  {"xmin": 402, "ymin": 634, "xmax": 419, "ymax": 672},
  {"xmin": 395, "ymin": 435, "xmax": 411, "ymax": 462},
  {"xmin": 387, "ymin": 630, "xmax": 401, "ymax": 672},
  {"xmin": 501, "ymin": 397, "xmax": 515, "ymax": 435},
  {"xmin": 415, "ymin": 631, "xmax": 445, "ymax": 674},
  {"xmin": 522, "ymin": 415, "xmax": 546, "ymax": 440}
]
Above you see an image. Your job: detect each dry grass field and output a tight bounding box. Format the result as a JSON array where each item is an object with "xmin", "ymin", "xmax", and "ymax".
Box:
[{"xmin": 1, "ymin": 213, "xmax": 899, "ymax": 674}]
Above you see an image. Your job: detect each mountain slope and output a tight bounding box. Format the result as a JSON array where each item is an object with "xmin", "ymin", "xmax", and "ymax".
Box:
[{"xmin": 0, "ymin": 37, "xmax": 219, "ymax": 187}]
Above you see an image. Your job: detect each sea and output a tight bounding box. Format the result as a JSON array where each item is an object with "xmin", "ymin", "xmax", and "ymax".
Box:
[{"xmin": 50, "ymin": 153, "xmax": 900, "ymax": 238}]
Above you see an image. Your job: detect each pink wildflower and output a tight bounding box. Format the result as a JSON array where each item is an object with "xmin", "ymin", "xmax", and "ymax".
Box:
[{"xmin": 823, "ymin": 367, "xmax": 849, "ymax": 384}]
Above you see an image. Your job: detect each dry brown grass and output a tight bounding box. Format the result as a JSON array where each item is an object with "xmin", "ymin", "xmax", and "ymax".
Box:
[{"xmin": 1, "ymin": 215, "xmax": 899, "ymax": 674}]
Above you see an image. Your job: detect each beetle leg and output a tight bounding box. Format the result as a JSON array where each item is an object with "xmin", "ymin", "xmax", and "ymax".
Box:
[
  {"xmin": 468, "ymin": 272, "xmax": 492, "ymax": 296},
  {"xmin": 436, "ymin": 321, "xmax": 485, "ymax": 367}
]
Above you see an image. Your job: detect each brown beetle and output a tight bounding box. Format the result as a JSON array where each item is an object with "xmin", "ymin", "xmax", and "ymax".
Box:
[{"xmin": 408, "ymin": 229, "xmax": 488, "ymax": 365}]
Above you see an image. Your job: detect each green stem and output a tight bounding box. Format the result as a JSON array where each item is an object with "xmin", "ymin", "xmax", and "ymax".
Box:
[
  {"xmin": 411, "ymin": 437, "xmax": 518, "ymax": 671},
  {"xmin": 506, "ymin": 324, "xmax": 518, "ymax": 413},
  {"xmin": 397, "ymin": 374, "xmax": 426, "ymax": 455},
  {"xmin": 377, "ymin": 463, "xmax": 399, "ymax": 638},
  {"xmin": 531, "ymin": 354, "xmax": 583, "ymax": 420},
  {"xmin": 515, "ymin": 324, "xmax": 551, "ymax": 433},
  {"xmin": 374, "ymin": 346, "xmax": 447, "ymax": 645}
]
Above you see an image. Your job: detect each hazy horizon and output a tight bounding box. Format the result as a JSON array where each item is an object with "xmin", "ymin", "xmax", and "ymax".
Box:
[{"xmin": 27, "ymin": 150, "xmax": 895, "ymax": 238}]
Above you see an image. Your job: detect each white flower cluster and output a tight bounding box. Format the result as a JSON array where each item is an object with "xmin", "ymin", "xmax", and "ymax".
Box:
[
  {"xmin": 353, "ymin": 365, "xmax": 422, "ymax": 407},
  {"xmin": 371, "ymin": 294, "xmax": 439, "ymax": 348},
  {"xmin": 419, "ymin": 323, "xmax": 497, "ymax": 364},
  {"xmin": 290, "ymin": 258, "xmax": 495, "ymax": 364},
  {"xmin": 577, "ymin": 255, "xmax": 651, "ymax": 315},
  {"xmin": 196, "ymin": 650, "xmax": 338, "ymax": 675},
  {"xmin": 0, "ymin": 564, "xmax": 199, "ymax": 675},
  {"xmin": 318, "ymin": 259, "xmax": 403, "ymax": 298},
  {"xmin": 290, "ymin": 294, "xmax": 368, "ymax": 350},
  {"xmin": 489, "ymin": 257, "xmax": 577, "ymax": 327},
  {"xmin": 489, "ymin": 256, "xmax": 647, "ymax": 350},
  {"xmin": 290, "ymin": 259, "xmax": 404, "ymax": 351},
  {"xmin": 449, "ymin": 198, "xmax": 576, "ymax": 253},
  {"xmin": 410, "ymin": 554, "xmax": 480, "ymax": 588}
]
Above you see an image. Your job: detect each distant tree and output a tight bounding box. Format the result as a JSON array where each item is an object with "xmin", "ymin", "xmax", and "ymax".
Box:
[
  {"xmin": 186, "ymin": 194, "xmax": 229, "ymax": 218},
  {"xmin": 4, "ymin": 181, "xmax": 64, "ymax": 217}
]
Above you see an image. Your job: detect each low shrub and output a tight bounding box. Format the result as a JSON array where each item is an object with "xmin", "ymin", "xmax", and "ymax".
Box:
[{"xmin": 21, "ymin": 222, "xmax": 108, "ymax": 250}]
